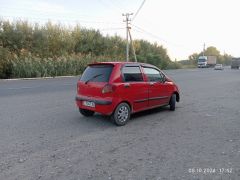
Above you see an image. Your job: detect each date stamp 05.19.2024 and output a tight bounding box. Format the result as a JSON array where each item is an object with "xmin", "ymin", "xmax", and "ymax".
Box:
[{"xmin": 188, "ymin": 167, "xmax": 233, "ymax": 175}]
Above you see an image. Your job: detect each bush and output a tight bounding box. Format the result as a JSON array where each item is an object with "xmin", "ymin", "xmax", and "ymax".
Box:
[
  {"xmin": 166, "ymin": 61, "xmax": 182, "ymax": 69},
  {"xmin": 0, "ymin": 20, "xmax": 178, "ymax": 79},
  {"xmin": 7, "ymin": 53, "xmax": 121, "ymax": 78},
  {"xmin": 0, "ymin": 47, "xmax": 13, "ymax": 78}
]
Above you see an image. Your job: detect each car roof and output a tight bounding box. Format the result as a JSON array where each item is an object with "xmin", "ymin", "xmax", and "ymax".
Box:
[{"xmin": 89, "ymin": 61, "xmax": 157, "ymax": 68}]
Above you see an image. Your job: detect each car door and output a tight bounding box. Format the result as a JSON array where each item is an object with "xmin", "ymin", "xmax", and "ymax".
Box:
[
  {"xmin": 119, "ymin": 65, "xmax": 149, "ymax": 112},
  {"xmin": 142, "ymin": 67, "xmax": 170, "ymax": 107}
]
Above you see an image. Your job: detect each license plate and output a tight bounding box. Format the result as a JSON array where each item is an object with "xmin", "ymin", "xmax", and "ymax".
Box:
[{"xmin": 83, "ymin": 101, "xmax": 95, "ymax": 108}]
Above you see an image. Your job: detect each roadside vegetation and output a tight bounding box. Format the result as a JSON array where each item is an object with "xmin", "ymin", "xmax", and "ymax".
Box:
[{"xmin": 0, "ymin": 20, "xmax": 182, "ymax": 79}]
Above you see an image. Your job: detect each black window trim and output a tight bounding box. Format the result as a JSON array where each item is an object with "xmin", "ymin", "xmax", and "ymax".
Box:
[
  {"xmin": 141, "ymin": 66, "xmax": 166, "ymax": 83},
  {"xmin": 121, "ymin": 64, "xmax": 144, "ymax": 83}
]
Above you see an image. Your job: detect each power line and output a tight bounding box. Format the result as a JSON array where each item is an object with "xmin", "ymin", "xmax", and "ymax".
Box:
[
  {"xmin": 98, "ymin": 0, "xmax": 122, "ymax": 14},
  {"xmin": 98, "ymin": 27, "xmax": 124, "ymax": 31},
  {"xmin": 132, "ymin": 24, "xmax": 188, "ymax": 48},
  {"xmin": 0, "ymin": 15, "xmax": 122, "ymax": 25},
  {"xmin": 132, "ymin": 24, "xmax": 169, "ymax": 43},
  {"xmin": 105, "ymin": 0, "xmax": 123, "ymax": 13},
  {"xmin": 0, "ymin": 6, "xmax": 114, "ymax": 20},
  {"xmin": 132, "ymin": 0, "xmax": 146, "ymax": 21}
]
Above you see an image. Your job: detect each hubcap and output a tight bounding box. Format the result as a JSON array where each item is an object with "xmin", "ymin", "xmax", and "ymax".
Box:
[{"xmin": 117, "ymin": 106, "xmax": 129, "ymax": 122}]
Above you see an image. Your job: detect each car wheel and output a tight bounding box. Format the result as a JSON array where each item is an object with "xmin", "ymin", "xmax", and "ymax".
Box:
[
  {"xmin": 169, "ymin": 94, "xmax": 176, "ymax": 111},
  {"xmin": 79, "ymin": 108, "xmax": 94, "ymax": 117},
  {"xmin": 111, "ymin": 103, "xmax": 130, "ymax": 126}
]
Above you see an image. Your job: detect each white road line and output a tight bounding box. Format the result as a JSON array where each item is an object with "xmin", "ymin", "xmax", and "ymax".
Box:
[
  {"xmin": 0, "ymin": 84, "xmax": 74, "ymax": 91},
  {"xmin": 0, "ymin": 76, "xmax": 78, "ymax": 81}
]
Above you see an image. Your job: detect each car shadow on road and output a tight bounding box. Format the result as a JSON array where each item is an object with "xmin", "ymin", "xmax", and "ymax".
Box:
[
  {"xmin": 73, "ymin": 106, "xmax": 171, "ymax": 127},
  {"xmin": 130, "ymin": 106, "xmax": 171, "ymax": 121},
  {"xmin": 74, "ymin": 112, "xmax": 114, "ymax": 127}
]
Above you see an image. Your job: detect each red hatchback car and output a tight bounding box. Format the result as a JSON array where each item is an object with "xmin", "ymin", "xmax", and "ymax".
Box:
[{"xmin": 76, "ymin": 62, "xmax": 180, "ymax": 126}]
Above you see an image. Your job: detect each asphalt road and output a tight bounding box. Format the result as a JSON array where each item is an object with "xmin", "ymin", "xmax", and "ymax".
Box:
[{"xmin": 0, "ymin": 67, "xmax": 240, "ymax": 180}]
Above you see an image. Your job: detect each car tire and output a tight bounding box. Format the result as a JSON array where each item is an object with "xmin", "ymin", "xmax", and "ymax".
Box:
[
  {"xmin": 111, "ymin": 103, "xmax": 130, "ymax": 126},
  {"xmin": 169, "ymin": 94, "xmax": 176, "ymax": 111},
  {"xmin": 79, "ymin": 108, "xmax": 95, "ymax": 117}
]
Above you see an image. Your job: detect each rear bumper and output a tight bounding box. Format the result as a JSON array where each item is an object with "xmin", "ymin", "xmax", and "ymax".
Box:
[
  {"xmin": 75, "ymin": 96, "xmax": 112, "ymax": 105},
  {"xmin": 75, "ymin": 95, "xmax": 114, "ymax": 115}
]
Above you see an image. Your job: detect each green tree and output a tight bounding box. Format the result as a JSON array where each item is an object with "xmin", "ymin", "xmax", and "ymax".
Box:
[
  {"xmin": 188, "ymin": 53, "xmax": 198, "ymax": 65},
  {"xmin": 203, "ymin": 46, "xmax": 221, "ymax": 56}
]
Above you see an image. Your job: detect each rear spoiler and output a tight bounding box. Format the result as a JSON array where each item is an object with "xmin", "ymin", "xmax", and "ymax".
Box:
[{"xmin": 88, "ymin": 62, "xmax": 115, "ymax": 66}]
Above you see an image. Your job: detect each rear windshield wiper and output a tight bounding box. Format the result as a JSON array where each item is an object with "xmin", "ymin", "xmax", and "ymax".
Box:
[{"xmin": 85, "ymin": 74, "xmax": 103, "ymax": 84}]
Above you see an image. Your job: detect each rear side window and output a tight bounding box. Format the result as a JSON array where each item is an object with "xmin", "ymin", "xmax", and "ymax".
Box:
[
  {"xmin": 80, "ymin": 65, "xmax": 113, "ymax": 82},
  {"xmin": 143, "ymin": 67, "xmax": 165, "ymax": 82},
  {"xmin": 122, "ymin": 66, "xmax": 143, "ymax": 82}
]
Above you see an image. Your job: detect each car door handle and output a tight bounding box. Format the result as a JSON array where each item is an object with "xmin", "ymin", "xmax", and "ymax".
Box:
[
  {"xmin": 149, "ymin": 82, "xmax": 155, "ymax": 86},
  {"xmin": 124, "ymin": 83, "xmax": 130, "ymax": 88}
]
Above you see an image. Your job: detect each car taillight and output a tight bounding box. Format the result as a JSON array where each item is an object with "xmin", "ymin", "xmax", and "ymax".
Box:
[{"xmin": 102, "ymin": 84, "xmax": 114, "ymax": 94}]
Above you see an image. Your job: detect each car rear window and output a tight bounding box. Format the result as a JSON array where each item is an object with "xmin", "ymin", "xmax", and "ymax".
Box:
[{"xmin": 80, "ymin": 64, "xmax": 113, "ymax": 82}]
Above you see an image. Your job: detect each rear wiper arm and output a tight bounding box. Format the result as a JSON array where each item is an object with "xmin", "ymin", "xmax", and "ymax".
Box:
[{"xmin": 85, "ymin": 74, "xmax": 103, "ymax": 84}]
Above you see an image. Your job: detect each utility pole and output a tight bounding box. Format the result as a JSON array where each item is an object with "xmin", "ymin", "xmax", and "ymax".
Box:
[
  {"xmin": 122, "ymin": 13, "xmax": 133, "ymax": 62},
  {"xmin": 203, "ymin": 43, "xmax": 206, "ymax": 56},
  {"xmin": 128, "ymin": 28, "xmax": 137, "ymax": 62}
]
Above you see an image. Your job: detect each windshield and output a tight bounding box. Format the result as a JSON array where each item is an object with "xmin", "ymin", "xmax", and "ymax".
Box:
[
  {"xmin": 80, "ymin": 64, "xmax": 113, "ymax": 83},
  {"xmin": 198, "ymin": 59, "xmax": 207, "ymax": 63}
]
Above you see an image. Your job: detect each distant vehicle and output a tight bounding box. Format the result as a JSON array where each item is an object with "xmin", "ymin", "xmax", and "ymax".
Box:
[
  {"xmin": 214, "ymin": 64, "xmax": 224, "ymax": 70},
  {"xmin": 231, "ymin": 58, "xmax": 240, "ymax": 69},
  {"xmin": 75, "ymin": 62, "xmax": 180, "ymax": 126},
  {"xmin": 198, "ymin": 56, "xmax": 217, "ymax": 68}
]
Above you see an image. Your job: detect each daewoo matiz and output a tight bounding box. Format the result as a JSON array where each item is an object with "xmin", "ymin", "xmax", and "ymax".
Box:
[{"xmin": 76, "ymin": 62, "xmax": 180, "ymax": 126}]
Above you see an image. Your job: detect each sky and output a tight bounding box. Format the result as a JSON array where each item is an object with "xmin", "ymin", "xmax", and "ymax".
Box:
[{"xmin": 0, "ymin": 0, "xmax": 240, "ymax": 60}]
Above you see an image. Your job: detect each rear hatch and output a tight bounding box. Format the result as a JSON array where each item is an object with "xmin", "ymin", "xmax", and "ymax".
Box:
[{"xmin": 77, "ymin": 64, "xmax": 114, "ymax": 97}]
